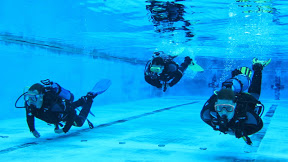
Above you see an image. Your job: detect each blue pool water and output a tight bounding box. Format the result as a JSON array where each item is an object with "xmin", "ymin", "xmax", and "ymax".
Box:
[{"xmin": 0, "ymin": 0, "xmax": 287, "ymax": 161}]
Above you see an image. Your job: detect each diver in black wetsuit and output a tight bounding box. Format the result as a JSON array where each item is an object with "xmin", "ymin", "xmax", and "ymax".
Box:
[
  {"xmin": 200, "ymin": 58, "xmax": 271, "ymax": 145},
  {"xmin": 23, "ymin": 79, "xmax": 97, "ymax": 138},
  {"xmin": 146, "ymin": 0, "xmax": 194, "ymax": 40},
  {"xmin": 144, "ymin": 51, "xmax": 192, "ymax": 92}
]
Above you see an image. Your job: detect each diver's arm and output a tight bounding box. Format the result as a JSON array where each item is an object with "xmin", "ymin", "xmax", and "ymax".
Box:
[
  {"xmin": 200, "ymin": 95, "xmax": 217, "ymax": 128},
  {"xmin": 144, "ymin": 60, "xmax": 152, "ymax": 75},
  {"xmin": 168, "ymin": 70, "xmax": 183, "ymax": 87},
  {"xmin": 145, "ymin": 75, "xmax": 162, "ymax": 88},
  {"xmin": 26, "ymin": 105, "xmax": 36, "ymax": 132},
  {"xmin": 144, "ymin": 61, "xmax": 162, "ymax": 88}
]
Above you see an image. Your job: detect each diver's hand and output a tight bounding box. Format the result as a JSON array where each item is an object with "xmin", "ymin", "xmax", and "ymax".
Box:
[
  {"xmin": 163, "ymin": 83, "xmax": 170, "ymax": 92},
  {"xmin": 32, "ymin": 130, "xmax": 40, "ymax": 138}
]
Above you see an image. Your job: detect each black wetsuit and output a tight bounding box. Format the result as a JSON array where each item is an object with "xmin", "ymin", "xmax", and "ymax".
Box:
[
  {"xmin": 200, "ymin": 64, "xmax": 264, "ymax": 136},
  {"xmin": 144, "ymin": 58, "xmax": 189, "ymax": 88},
  {"xmin": 26, "ymin": 90, "xmax": 93, "ymax": 133}
]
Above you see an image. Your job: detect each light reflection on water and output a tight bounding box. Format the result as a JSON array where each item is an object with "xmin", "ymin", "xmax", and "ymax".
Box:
[{"xmin": 0, "ymin": 0, "xmax": 286, "ymax": 61}]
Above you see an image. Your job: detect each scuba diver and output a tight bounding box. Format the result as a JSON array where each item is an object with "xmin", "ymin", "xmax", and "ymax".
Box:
[
  {"xmin": 144, "ymin": 51, "xmax": 192, "ymax": 92},
  {"xmin": 146, "ymin": 0, "xmax": 194, "ymax": 41},
  {"xmin": 15, "ymin": 79, "xmax": 111, "ymax": 138},
  {"xmin": 146, "ymin": 1, "xmax": 185, "ymax": 23},
  {"xmin": 200, "ymin": 58, "xmax": 271, "ymax": 145}
]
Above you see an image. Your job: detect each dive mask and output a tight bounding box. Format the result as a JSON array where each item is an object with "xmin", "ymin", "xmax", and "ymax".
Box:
[
  {"xmin": 150, "ymin": 65, "xmax": 164, "ymax": 73},
  {"xmin": 215, "ymin": 104, "xmax": 235, "ymax": 112},
  {"xmin": 214, "ymin": 100, "xmax": 236, "ymax": 120},
  {"xmin": 24, "ymin": 92, "xmax": 43, "ymax": 108},
  {"xmin": 24, "ymin": 94, "xmax": 40, "ymax": 102}
]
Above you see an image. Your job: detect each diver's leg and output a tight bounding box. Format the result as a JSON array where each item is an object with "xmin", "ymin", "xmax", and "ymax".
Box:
[
  {"xmin": 73, "ymin": 95, "xmax": 93, "ymax": 127},
  {"xmin": 178, "ymin": 56, "xmax": 192, "ymax": 73},
  {"xmin": 168, "ymin": 71, "xmax": 182, "ymax": 87},
  {"xmin": 145, "ymin": 75, "xmax": 162, "ymax": 88},
  {"xmin": 248, "ymin": 63, "xmax": 263, "ymax": 100}
]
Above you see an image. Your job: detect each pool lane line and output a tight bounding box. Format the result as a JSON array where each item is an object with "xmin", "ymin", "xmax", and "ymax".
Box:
[
  {"xmin": 244, "ymin": 104, "xmax": 278, "ymax": 153},
  {"xmin": 0, "ymin": 101, "xmax": 199, "ymax": 154}
]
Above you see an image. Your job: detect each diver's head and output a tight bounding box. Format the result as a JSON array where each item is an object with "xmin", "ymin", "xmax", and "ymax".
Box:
[
  {"xmin": 24, "ymin": 83, "xmax": 44, "ymax": 109},
  {"xmin": 215, "ymin": 88, "xmax": 236, "ymax": 121},
  {"xmin": 150, "ymin": 57, "xmax": 165, "ymax": 74}
]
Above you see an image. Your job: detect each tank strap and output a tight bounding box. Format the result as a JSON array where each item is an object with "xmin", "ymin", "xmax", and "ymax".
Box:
[{"xmin": 55, "ymin": 83, "xmax": 61, "ymax": 96}]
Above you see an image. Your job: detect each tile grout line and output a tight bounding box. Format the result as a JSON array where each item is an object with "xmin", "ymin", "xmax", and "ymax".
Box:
[{"xmin": 0, "ymin": 101, "xmax": 199, "ymax": 154}]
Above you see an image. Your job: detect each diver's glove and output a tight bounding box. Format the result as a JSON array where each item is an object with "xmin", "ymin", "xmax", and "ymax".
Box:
[
  {"xmin": 32, "ymin": 130, "xmax": 40, "ymax": 138},
  {"xmin": 163, "ymin": 83, "xmax": 170, "ymax": 92}
]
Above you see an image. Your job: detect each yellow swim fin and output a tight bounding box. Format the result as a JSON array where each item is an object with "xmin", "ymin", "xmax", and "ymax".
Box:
[
  {"xmin": 252, "ymin": 58, "xmax": 271, "ymax": 67},
  {"xmin": 189, "ymin": 62, "xmax": 204, "ymax": 72}
]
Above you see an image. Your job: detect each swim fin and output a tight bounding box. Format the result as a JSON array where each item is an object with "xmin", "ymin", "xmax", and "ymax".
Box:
[
  {"xmin": 252, "ymin": 58, "xmax": 271, "ymax": 67},
  {"xmin": 189, "ymin": 62, "xmax": 204, "ymax": 72},
  {"xmin": 88, "ymin": 79, "xmax": 112, "ymax": 98}
]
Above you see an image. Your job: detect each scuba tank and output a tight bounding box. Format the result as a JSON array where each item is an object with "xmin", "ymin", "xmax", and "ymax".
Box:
[
  {"xmin": 222, "ymin": 67, "xmax": 252, "ymax": 93},
  {"xmin": 228, "ymin": 74, "xmax": 251, "ymax": 93},
  {"xmin": 222, "ymin": 74, "xmax": 251, "ymax": 93},
  {"xmin": 41, "ymin": 79, "xmax": 74, "ymax": 102}
]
